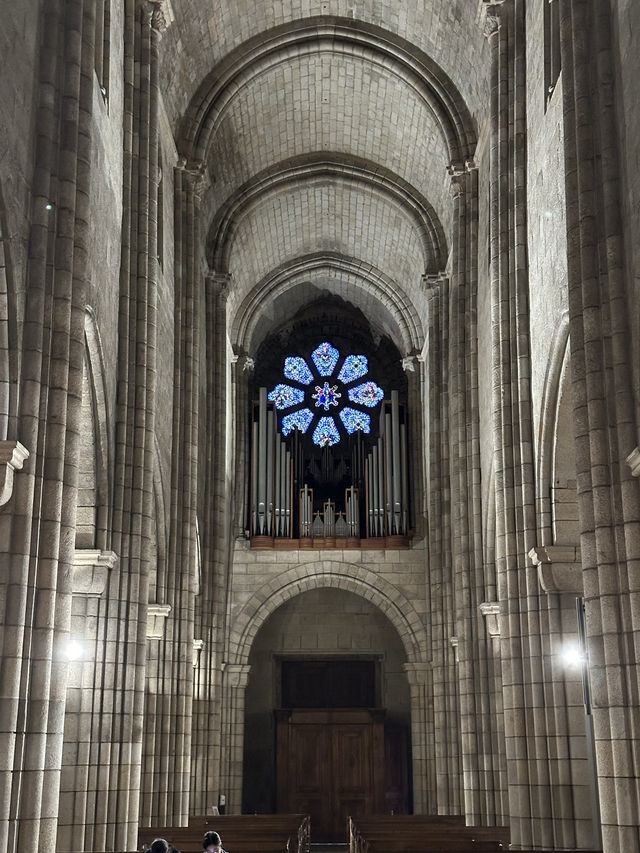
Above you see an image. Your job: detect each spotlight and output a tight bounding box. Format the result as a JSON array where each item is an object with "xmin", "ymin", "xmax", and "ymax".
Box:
[
  {"xmin": 559, "ymin": 641, "xmax": 586, "ymax": 669},
  {"xmin": 45, "ymin": 202, "xmax": 54, "ymax": 211},
  {"xmin": 63, "ymin": 639, "xmax": 85, "ymax": 661}
]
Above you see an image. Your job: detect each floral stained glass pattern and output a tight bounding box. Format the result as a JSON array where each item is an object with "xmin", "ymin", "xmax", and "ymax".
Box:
[
  {"xmin": 311, "ymin": 342, "xmax": 340, "ymax": 376},
  {"xmin": 269, "ymin": 341, "xmax": 384, "ymax": 445},
  {"xmin": 281, "ymin": 408, "xmax": 314, "ymax": 435},
  {"xmin": 268, "ymin": 384, "xmax": 305, "ymax": 410},
  {"xmin": 340, "ymin": 407, "xmax": 371, "ymax": 434},
  {"xmin": 348, "ymin": 381, "xmax": 385, "ymax": 408},
  {"xmin": 338, "ymin": 354, "xmax": 368, "ymax": 383},
  {"xmin": 312, "ymin": 417, "xmax": 341, "ymax": 446},
  {"xmin": 284, "ymin": 356, "xmax": 314, "ymax": 385},
  {"xmin": 312, "ymin": 382, "xmax": 341, "ymax": 411}
]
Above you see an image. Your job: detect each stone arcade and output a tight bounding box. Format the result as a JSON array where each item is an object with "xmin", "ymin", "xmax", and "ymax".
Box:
[{"xmin": 0, "ymin": 1, "xmax": 639, "ymax": 852}]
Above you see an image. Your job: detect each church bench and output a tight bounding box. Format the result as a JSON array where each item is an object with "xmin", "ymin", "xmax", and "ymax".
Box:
[
  {"xmin": 348, "ymin": 815, "xmax": 510, "ymax": 853},
  {"xmin": 140, "ymin": 813, "xmax": 310, "ymax": 853}
]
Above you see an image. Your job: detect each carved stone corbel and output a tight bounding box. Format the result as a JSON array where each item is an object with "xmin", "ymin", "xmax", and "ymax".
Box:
[
  {"xmin": 528, "ymin": 545, "xmax": 583, "ymax": 594},
  {"xmin": 147, "ymin": 603, "xmax": 172, "ymax": 639},
  {"xmin": 72, "ymin": 549, "xmax": 118, "ymax": 597},
  {"xmin": 0, "ymin": 440, "xmax": 29, "ymax": 507},
  {"xmin": 479, "ymin": 601, "xmax": 501, "ymax": 637}
]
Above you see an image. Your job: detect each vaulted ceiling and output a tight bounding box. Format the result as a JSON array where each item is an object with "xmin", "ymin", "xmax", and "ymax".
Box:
[{"xmin": 161, "ymin": 1, "xmax": 490, "ymax": 357}]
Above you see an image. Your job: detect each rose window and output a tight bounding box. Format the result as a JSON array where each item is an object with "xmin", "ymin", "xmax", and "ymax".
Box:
[{"xmin": 268, "ymin": 341, "xmax": 385, "ymax": 446}]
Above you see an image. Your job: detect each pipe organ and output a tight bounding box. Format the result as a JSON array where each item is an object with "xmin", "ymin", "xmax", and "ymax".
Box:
[{"xmin": 250, "ymin": 387, "xmax": 408, "ymax": 545}]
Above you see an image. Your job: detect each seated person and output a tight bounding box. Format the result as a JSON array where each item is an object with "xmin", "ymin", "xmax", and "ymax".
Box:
[{"xmin": 203, "ymin": 830, "xmax": 227, "ymax": 853}]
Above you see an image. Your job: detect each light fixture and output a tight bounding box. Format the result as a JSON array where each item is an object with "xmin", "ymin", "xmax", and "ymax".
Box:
[
  {"xmin": 63, "ymin": 638, "xmax": 85, "ymax": 661},
  {"xmin": 559, "ymin": 640, "xmax": 586, "ymax": 669}
]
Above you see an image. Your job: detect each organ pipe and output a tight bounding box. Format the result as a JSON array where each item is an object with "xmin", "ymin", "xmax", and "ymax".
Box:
[
  {"xmin": 257, "ymin": 388, "xmax": 267, "ymax": 534},
  {"xmin": 385, "ymin": 411, "xmax": 393, "ymax": 534},
  {"xmin": 391, "ymin": 390, "xmax": 402, "ymax": 534}
]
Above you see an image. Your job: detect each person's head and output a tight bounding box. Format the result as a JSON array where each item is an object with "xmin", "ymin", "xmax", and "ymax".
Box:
[
  {"xmin": 203, "ymin": 830, "xmax": 222, "ymax": 853},
  {"xmin": 150, "ymin": 839, "xmax": 171, "ymax": 853}
]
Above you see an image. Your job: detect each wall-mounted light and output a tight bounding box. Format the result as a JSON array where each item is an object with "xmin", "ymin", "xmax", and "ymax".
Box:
[
  {"xmin": 559, "ymin": 640, "xmax": 587, "ymax": 669},
  {"xmin": 62, "ymin": 638, "xmax": 85, "ymax": 661}
]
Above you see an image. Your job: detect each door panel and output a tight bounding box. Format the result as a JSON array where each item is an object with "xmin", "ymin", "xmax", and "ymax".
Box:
[{"xmin": 277, "ymin": 710, "xmax": 384, "ymax": 841}]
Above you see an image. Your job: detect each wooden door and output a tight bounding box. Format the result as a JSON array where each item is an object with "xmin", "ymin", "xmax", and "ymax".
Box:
[{"xmin": 276, "ymin": 709, "xmax": 385, "ymax": 841}]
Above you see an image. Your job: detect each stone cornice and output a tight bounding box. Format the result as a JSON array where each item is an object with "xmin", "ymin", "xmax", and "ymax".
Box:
[{"xmin": 0, "ymin": 441, "xmax": 29, "ymax": 506}]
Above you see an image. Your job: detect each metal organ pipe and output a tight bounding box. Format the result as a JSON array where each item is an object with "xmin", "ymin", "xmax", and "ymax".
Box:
[
  {"xmin": 391, "ymin": 390, "xmax": 402, "ymax": 534},
  {"xmin": 274, "ymin": 431, "xmax": 281, "ymax": 537},
  {"xmin": 257, "ymin": 387, "xmax": 267, "ymax": 534},
  {"xmin": 251, "ymin": 419, "xmax": 258, "ymax": 535},
  {"xmin": 266, "ymin": 407, "xmax": 274, "ymax": 535},
  {"xmin": 401, "ymin": 422, "xmax": 408, "ymax": 534},
  {"xmin": 385, "ymin": 411, "xmax": 393, "ymax": 535}
]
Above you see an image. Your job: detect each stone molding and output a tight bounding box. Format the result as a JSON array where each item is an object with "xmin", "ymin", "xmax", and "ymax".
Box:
[
  {"xmin": 193, "ymin": 638, "xmax": 204, "ymax": 668},
  {"xmin": 223, "ymin": 663, "xmax": 251, "ymax": 689},
  {"xmin": 528, "ymin": 545, "xmax": 583, "ymax": 594},
  {"xmin": 0, "ymin": 440, "xmax": 29, "ymax": 506},
  {"xmin": 479, "ymin": 601, "xmax": 501, "ymax": 637},
  {"xmin": 403, "ymin": 661, "xmax": 432, "ymax": 686},
  {"xmin": 626, "ymin": 446, "xmax": 640, "ymax": 477},
  {"xmin": 72, "ymin": 549, "xmax": 118, "ymax": 597},
  {"xmin": 147, "ymin": 603, "xmax": 172, "ymax": 639}
]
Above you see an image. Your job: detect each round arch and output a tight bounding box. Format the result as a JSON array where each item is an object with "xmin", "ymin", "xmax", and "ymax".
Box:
[
  {"xmin": 228, "ymin": 559, "xmax": 428, "ymax": 667},
  {"xmin": 208, "ymin": 153, "xmax": 447, "ymax": 274},
  {"xmin": 231, "ymin": 252, "xmax": 425, "ymax": 357},
  {"xmin": 180, "ymin": 17, "xmax": 476, "ymax": 169}
]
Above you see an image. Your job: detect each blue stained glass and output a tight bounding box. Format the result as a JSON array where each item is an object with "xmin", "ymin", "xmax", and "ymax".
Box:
[
  {"xmin": 312, "ymin": 417, "xmax": 341, "ymax": 447},
  {"xmin": 284, "ymin": 356, "xmax": 314, "ymax": 385},
  {"xmin": 312, "ymin": 381, "xmax": 341, "ymax": 411},
  {"xmin": 339, "ymin": 407, "xmax": 371, "ymax": 434},
  {"xmin": 348, "ymin": 381, "xmax": 385, "ymax": 408},
  {"xmin": 268, "ymin": 383, "xmax": 305, "ymax": 410},
  {"xmin": 311, "ymin": 342, "xmax": 340, "ymax": 376},
  {"xmin": 338, "ymin": 354, "xmax": 368, "ymax": 384},
  {"xmin": 281, "ymin": 408, "xmax": 314, "ymax": 435}
]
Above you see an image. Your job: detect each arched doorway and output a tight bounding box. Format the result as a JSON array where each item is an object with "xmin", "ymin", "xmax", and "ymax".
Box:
[{"xmin": 242, "ymin": 587, "xmax": 412, "ymax": 840}]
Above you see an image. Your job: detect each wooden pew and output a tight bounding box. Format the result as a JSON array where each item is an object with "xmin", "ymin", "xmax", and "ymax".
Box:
[
  {"xmin": 348, "ymin": 815, "xmax": 510, "ymax": 853},
  {"xmin": 139, "ymin": 813, "xmax": 310, "ymax": 853}
]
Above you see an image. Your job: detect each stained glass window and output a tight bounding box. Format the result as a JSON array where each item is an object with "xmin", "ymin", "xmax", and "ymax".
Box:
[
  {"xmin": 340, "ymin": 407, "xmax": 371, "ymax": 434},
  {"xmin": 348, "ymin": 381, "xmax": 385, "ymax": 408},
  {"xmin": 311, "ymin": 342, "xmax": 339, "ymax": 376},
  {"xmin": 270, "ymin": 341, "xmax": 385, "ymax": 446},
  {"xmin": 338, "ymin": 354, "xmax": 368, "ymax": 383},
  {"xmin": 268, "ymin": 384, "xmax": 306, "ymax": 410},
  {"xmin": 284, "ymin": 356, "xmax": 314, "ymax": 385},
  {"xmin": 312, "ymin": 417, "xmax": 341, "ymax": 446},
  {"xmin": 312, "ymin": 382, "xmax": 341, "ymax": 411},
  {"xmin": 281, "ymin": 408, "xmax": 314, "ymax": 435}
]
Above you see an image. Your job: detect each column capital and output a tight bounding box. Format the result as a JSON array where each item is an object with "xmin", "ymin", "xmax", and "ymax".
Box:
[
  {"xmin": 72, "ymin": 549, "xmax": 118, "ymax": 597},
  {"xmin": 478, "ymin": 0, "xmax": 505, "ymax": 39},
  {"xmin": 479, "ymin": 601, "xmax": 501, "ymax": 637},
  {"xmin": 193, "ymin": 638, "xmax": 204, "ymax": 667},
  {"xmin": 147, "ymin": 603, "xmax": 172, "ymax": 639},
  {"xmin": 0, "ymin": 440, "xmax": 29, "ymax": 506},
  {"xmin": 529, "ymin": 545, "xmax": 583, "ymax": 594},
  {"xmin": 223, "ymin": 663, "xmax": 251, "ymax": 689},
  {"xmin": 422, "ymin": 271, "xmax": 448, "ymax": 296},
  {"xmin": 449, "ymin": 636, "xmax": 460, "ymax": 663},
  {"xmin": 626, "ymin": 446, "xmax": 640, "ymax": 477},
  {"xmin": 403, "ymin": 661, "xmax": 432, "ymax": 686},
  {"xmin": 207, "ymin": 270, "xmax": 232, "ymax": 299}
]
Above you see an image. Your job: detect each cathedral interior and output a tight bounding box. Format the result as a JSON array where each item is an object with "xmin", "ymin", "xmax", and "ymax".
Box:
[{"xmin": 1, "ymin": 1, "xmax": 639, "ymax": 852}]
